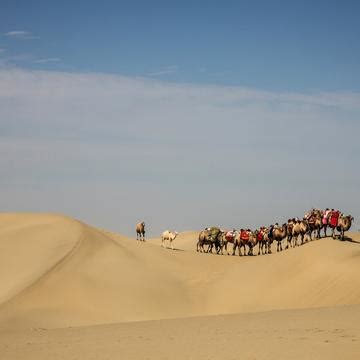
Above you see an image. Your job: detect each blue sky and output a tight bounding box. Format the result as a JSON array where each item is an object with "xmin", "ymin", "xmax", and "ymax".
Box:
[
  {"xmin": 0, "ymin": 1, "xmax": 359, "ymax": 236},
  {"xmin": 1, "ymin": 0, "xmax": 360, "ymax": 90}
]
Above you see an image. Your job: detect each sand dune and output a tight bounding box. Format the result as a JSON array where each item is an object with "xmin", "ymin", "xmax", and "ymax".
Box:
[
  {"xmin": 1, "ymin": 213, "xmax": 360, "ymax": 330},
  {"xmin": 1, "ymin": 213, "xmax": 359, "ymax": 358}
]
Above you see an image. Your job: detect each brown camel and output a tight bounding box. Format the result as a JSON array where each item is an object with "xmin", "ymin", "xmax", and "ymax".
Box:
[
  {"xmin": 221, "ymin": 230, "xmax": 238, "ymax": 255},
  {"xmin": 292, "ymin": 220, "xmax": 309, "ymax": 247},
  {"xmin": 321, "ymin": 209, "xmax": 332, "ymax": 237},
  {"xmin": 197, "ymin": 228, "xmax": 222, "ymax": 254},
  {"xmin": 235, "ymin": 229, "xmax": 257, "ymax": 256},
  {"xmin": 286, "ymin": 220, "xmax": 294, "ymax": 249},
  {"xmin": 136, "ymin": 221, "xmax": 145, "ymax": 241},
  {"xmin": 256, "ymin": 228, "xmax": 271, "ymax": 255},
  {"xmin": 273, "ymin": 224, "xmax": 287, "ymax": 252},
  {"xmin": 305, "ymin": 209, "xmax": 323, "ymax": 239},
  {"xmin": 331, "ymin": 214, "xmax": 354, "ymax": 240}
]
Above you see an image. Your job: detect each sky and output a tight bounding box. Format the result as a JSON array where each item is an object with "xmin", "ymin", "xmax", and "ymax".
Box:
[{"xmin": 0, "ymin": 1, "xmax": 359, "ymax": 236}]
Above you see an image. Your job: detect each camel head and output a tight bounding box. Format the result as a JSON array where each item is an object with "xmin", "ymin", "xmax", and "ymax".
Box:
[{"xmin": 345, "ymin": 215, "xmax": 354, "ymax": 223}]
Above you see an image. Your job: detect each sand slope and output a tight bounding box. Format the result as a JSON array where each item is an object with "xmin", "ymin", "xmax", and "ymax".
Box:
[
  {"xmin": 1, "ymin": 305, "xmax": 359, "ymax": 360},
  {"xmin": 1, "ymin": 213, "xmax": 360, "ymax": 330}
]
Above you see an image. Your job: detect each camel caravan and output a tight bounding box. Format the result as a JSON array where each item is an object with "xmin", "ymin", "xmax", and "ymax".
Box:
[
  {"xmin": 135, "ymin": 209, "xmax": 353, "ymax": 255},
  {"xmin": 196, "ymin": 208, "xmax": 354, "ymax": 256}
]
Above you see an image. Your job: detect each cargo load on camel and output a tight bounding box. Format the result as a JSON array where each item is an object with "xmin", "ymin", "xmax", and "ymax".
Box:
[{"xmin": 209, "ymin": 227, "xmax": 221, "ymax": 241}]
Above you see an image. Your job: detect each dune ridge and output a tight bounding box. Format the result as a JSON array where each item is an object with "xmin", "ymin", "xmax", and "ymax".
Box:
[{"xmin": 1, "ymin": 213, "xmax": 360, "ymax": 331}]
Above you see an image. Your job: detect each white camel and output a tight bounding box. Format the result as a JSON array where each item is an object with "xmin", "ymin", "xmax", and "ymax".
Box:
[{"xmin": 161, "ymin": 230, "xmax": 179, "ymax": 250}]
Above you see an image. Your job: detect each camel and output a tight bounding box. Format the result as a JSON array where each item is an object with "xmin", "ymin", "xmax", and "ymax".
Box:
[
  {"xmin": 321, "ymin": 209, "xmax": 332, "ymax": 237},
  {"xmin": 305, "ymin": 209, "xmax": 323, "ymax": 239},
  {"xmin": 286, "ymin": 220, "xmax": 294, "ymax": 249},
  {"xmin": 197, "ymin": 228, "xmax": 222, "ymax": 254},
  {"xmin": 136, "ymin": 221, "xmax": 145, "ymax": 241},
  {"xmin": 235, "ymin": 229, "xmax": 257, "ymax": 256},
  {"xmin": 221, "ymin": 230, "xmax": 238, "ymax": 255},
  {"xmin": 291, "ymin": 220, "xmax": 309, "ymax": 247},
  {"xmin": 262, "ymin": 228, "xmax": 274, "ymax": 254},
  {"xmin": 256, "ymin": 228, "xmax": 270, "ymax": 255},
  {"xmin": 161, "ymin": 230, "xmax": 179, "ymax": 250},
  {"xmin": 197, "ymin": 230, "xmax": 210, "ymax": 253},
  {"xmin": 330, "ymin": 214, "xmax": 354, "ymax": 240},
  {"xmin": 272, "ymin": 224, "xmax": 287, "ymax": 252}
]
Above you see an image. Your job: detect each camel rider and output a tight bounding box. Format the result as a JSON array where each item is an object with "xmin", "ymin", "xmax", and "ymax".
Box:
[{"xmin": 269, "ymin": 224, "xmax": 274, "ymax": 238}]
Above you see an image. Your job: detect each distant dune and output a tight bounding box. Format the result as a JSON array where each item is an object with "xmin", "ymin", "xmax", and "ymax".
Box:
[{"xmin": 0, "ymin": 213, "xmax": 359, "ymax": 359}]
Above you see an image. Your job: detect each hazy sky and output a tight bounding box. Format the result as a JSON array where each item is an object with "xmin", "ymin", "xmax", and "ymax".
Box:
[{"xmin": 0, "ymin": 1, "xmax": 359, "ymax": 236}]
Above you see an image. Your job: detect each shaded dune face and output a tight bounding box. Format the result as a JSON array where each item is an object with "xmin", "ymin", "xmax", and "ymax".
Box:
[{"xmin": 0, "ymin": 214, "xmax": 360, "ymax": 329}]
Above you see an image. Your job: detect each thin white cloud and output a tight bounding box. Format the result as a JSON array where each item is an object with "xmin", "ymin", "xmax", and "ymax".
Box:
[
  {"xmin": 34, "ymin": 57, "xmax": 61, "ymax": 64},
  {"xmin": 0, "ymin": 68, "xmax": 358, "ymax": 235},
  {"xmin": 147, "ymin": 65, "xmax": 178, "ymax": 77},
  {"xmin": 0, "ymin": 48, "xmax": 6, "ymax": 53},
  {"xmin": 4, "ymin": 31, "xmax": 37, "ymax": 39}
]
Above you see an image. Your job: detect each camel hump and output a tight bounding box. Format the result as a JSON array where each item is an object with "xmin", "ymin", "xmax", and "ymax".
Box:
[{"xmin": 136, "ymin": 222, "xmax": 145, "ymax": 231}]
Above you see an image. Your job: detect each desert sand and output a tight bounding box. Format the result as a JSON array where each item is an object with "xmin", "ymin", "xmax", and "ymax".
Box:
[{"xmin": 0, "ymin": 213, "xmax": 359, "ymax": 359}]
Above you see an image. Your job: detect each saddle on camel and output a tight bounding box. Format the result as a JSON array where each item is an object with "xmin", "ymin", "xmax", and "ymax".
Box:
[
  {"xmin": 225, "ymin": 230, "xmax": 236, "ymax": 242},
  {"xmin": 256, "ymin": 230, "xmax": 264, "ymax": 242},
  {"xmin": 322, "ymin": 208, "xmax": 331, "ymax": 225},
  {"xmin": 240, "ymin": 229, "xmax": 250, "ymax": 242},
  {"xmin": 329, "ymin": 210, "xmax": 341, "ymax": 227}
]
